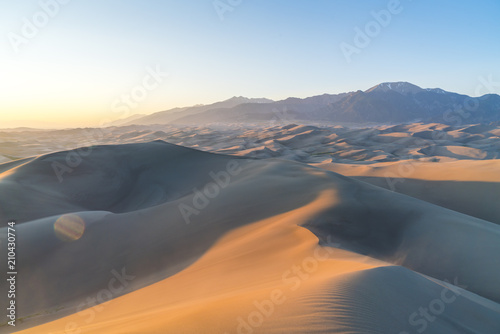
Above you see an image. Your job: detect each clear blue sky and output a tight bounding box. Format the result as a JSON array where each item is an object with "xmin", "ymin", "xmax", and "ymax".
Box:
[{"xmin": 1, "ymin": 0, "xmax": 499, "ymax": 127}]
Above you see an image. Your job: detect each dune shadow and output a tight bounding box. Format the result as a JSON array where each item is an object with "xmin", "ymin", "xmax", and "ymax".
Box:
[{"xmin": 352, "ymin": 176, "xmax": 500, "ymax": 225}]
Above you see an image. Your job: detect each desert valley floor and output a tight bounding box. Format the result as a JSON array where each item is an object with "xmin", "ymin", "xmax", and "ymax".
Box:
[{"xmin": 1, "ymin": 122, "xmax": 499, "ymax": 333}]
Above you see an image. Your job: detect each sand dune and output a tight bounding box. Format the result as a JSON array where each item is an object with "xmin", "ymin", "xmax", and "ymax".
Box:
[
  {"xmin": 1, "ymin": 122, "xmax": 499, "ymax": 165},
  {"xmin": 317, "ymin": 159, "xmax": 500, "ymax": 225},
  {"xmin": 1, "ymin": 141, "xmax": 499, "ymax": 333}
]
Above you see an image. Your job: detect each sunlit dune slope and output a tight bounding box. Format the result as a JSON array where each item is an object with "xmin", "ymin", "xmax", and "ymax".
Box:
[
  {"xmin": 317, "ymin": 159, "xmax": 500, "ymax": 224},
  {"xmin": 0, "ymin": 141, "xmax": 498, "ymax": 333}
]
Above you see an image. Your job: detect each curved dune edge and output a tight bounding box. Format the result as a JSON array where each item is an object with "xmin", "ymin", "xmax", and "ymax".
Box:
[
  {"xmin": 18, "ymin": 190, "xmax": 383, "ymax": 333},
  {"xmin": 316, "ymin": 160, "xmax": 500, "ymax": 182},
  {"xmin": 316, "ymin": 160, "xmax": 500, "ymax": 224},
  {"xmin": 1, "ymin": 142, "xmax": 499, "ymax": 333},
  {"xmin": 18, "ymin": 189, "xmax": 500, "ymax": 334}
]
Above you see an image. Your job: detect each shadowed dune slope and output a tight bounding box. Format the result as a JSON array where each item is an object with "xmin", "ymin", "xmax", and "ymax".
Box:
[
  {"xmin": 0, "ymin": 141, "xmax": 248, "ymax": 224},
  {"xmin": 0, "ymin": 141, "xmax": 498, "ymax": 333},
  {"xmin": 316, "ymin": 160, "xmax": 500, "ymax": 225}
]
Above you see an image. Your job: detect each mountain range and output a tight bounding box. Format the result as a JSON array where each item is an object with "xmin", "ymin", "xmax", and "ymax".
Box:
[{"xmin": 112, "ymin": 82, "xmax": 500, "ymax": 126}]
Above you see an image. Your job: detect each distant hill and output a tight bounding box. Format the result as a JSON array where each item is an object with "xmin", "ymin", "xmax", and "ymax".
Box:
[
  {"xmin": 314, "ymin": 82, "xmax": 500, "ymax": 124},
  {"xmin": 105, "ymin": 114, "xmax": 146, "ymax": 127},
  {"xmin": 124, "ymin": 96, "xmax": 273, "ymax": 125},
  {"xmin": 122, "ymin": 82, "xmax": 500, "ymax": 125}
]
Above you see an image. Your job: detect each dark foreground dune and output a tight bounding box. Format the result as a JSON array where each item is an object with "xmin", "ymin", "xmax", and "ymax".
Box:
[{"xmin": 0, "ymin": 141, "xmax": 499, "ymax": 333}]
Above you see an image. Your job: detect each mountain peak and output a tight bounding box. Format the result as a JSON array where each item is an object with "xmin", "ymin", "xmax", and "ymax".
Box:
[
  {"xmin": 225, "ymin": 96, "xmax": 274, "ymax": 104},
  {"xmin": 366, "ymin": 82, "xmax": 423, "ymax": 95}
]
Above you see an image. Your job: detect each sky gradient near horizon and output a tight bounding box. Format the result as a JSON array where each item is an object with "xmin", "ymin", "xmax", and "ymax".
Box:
[{"xmin": 1, "ymin": 0, "xmax": 500, "ymax": 128}]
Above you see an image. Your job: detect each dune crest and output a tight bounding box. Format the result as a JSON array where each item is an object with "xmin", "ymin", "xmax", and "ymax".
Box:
[{"xmin": 0, "ymin": 141, "xmax": 497, "ymax": 333}]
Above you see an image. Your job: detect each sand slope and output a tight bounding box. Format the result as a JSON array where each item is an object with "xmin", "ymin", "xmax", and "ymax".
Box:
[
  {"xmin": 2, "ymin": 122, "xmax": 500, "ymax": 165},
  {"xmin": 0, "ymin": 142, "xmax": 499, "ymax": 333},
  {"xmin": 317, "ymin": 159, "xmax": 500, "ymax": 225}
]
